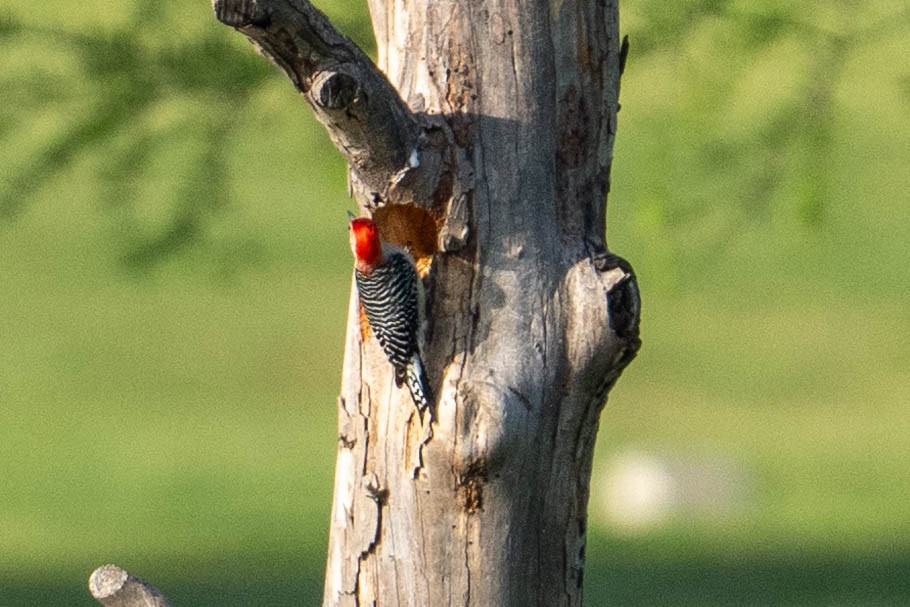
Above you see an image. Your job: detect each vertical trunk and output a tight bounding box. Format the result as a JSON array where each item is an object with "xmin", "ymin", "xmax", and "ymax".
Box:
[
  {"xmin": 324, "ymin": 1, "xmax": 638, "ymax": 605},
  {"xmin": 213, "ymin": 0, "xmax": 638, "ymax": 603}
]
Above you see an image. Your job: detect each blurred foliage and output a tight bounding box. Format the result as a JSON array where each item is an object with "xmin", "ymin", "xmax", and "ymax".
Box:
[
  {"xmin": 0, "ymin": 5, "xmax": 267, "ymax": 268},
  {"xmin": 2, "ymin": 1, "xmax": 907, "ymax": 270},
  {"xmin": 0, "ymin": 2, "xmax": 371, "ymax": 271},
  {"xmin": 619, "ymin": 0, "xmax": 910, "ymax": 241}
]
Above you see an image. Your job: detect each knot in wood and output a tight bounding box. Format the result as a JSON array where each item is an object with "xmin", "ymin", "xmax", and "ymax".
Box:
[
  {"xmin": 456, "ymin": 459, "xmax": 488, "ymax": 514},
  {"xmin": 314, "ymin": 70, "xmax": 359, "ymax": 110}
]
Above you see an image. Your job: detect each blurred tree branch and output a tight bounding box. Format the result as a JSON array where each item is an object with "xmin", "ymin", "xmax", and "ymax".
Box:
[
  {"xmin": 621, "ymin": 0, "xmax": 910, "ymax": 246},
  {"xmin": 1, "ymin": 1, "xmax": 906, "ymax": 271},
  {"xmin": 0, "ymin": 6, "xmax": 271, "ymax": 268}
]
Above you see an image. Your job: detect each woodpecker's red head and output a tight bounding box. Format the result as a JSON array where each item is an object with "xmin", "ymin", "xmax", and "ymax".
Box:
[{"xmin": 349, "ymin": 215, "xmax": 383, "ymax": 270}]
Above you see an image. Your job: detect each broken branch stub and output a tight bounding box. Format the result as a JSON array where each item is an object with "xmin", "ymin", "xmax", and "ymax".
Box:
[
  {"xmin": 88, "ymin": 565, "xmax": 172, "ymax": 607},
  {"xmin": 213, "ymin": 0, "xmax": 451, "ymax": 211}
]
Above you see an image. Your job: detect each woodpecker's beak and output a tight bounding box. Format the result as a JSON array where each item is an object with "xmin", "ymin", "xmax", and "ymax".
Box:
[{"xmin": 347, "ymin": 210, "xmax": 357, "ymax": 220}]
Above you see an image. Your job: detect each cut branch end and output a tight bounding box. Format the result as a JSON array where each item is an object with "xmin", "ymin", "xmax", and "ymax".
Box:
[{"xmin": 88, "ymin": 564, "xmax": 172, "ymax": 607}]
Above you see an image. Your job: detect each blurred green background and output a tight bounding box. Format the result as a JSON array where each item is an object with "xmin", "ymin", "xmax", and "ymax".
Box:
[{"xmin": 2, "ymin": 1, "xmax": 908, "ymax": 605}]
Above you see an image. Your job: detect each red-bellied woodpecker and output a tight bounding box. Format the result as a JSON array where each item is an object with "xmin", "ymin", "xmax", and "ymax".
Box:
[{"xmin": 349, "ymin": 214, "xmax": 430, "ymax": 414}]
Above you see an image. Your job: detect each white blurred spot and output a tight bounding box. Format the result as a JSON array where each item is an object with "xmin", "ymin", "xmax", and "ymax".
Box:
[
  {"xmin": 596, "ymin": 449, "xmax": 751, "ymax": 534},
  {"xmin": 600, "ymin": 451, "xmax": 675, "ymax": 532}
]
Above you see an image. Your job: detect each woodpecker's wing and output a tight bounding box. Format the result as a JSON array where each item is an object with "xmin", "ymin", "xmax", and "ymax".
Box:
[{"xmin": 354, "ymin": 252, "xmax": 420, "ymax": 372}]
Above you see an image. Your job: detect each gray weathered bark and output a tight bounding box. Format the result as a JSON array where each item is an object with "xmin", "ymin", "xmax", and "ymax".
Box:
[{"xmin": 215, "ymin": 0, "xmax": 640, "ymax": 605}]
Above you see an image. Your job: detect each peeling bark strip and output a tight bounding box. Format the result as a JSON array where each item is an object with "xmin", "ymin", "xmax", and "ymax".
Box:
[{"xmin": 215, "ymin": 0, "xmax": 640, "ymax": 605}]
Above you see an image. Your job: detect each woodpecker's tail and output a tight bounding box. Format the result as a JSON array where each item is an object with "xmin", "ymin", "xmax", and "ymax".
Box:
[{"xmin": 404, "ymin": 353, "xmax": 431, "ymax": 416}]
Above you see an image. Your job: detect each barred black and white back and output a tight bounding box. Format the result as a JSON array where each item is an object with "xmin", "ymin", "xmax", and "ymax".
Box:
[{"xmin": 354, "ymin": 250, "xmax": 430, "ymax": 413}]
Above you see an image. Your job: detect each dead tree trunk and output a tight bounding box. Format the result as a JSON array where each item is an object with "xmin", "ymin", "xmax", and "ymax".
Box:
[{"xmin": 215, "ymin": 0, "xmax": 640, "ymax": 604}]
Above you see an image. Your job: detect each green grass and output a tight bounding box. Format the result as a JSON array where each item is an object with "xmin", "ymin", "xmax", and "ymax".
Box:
[{"xmin": 2, "ymin": 1, "xmax": 910, "ymax": 605}]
